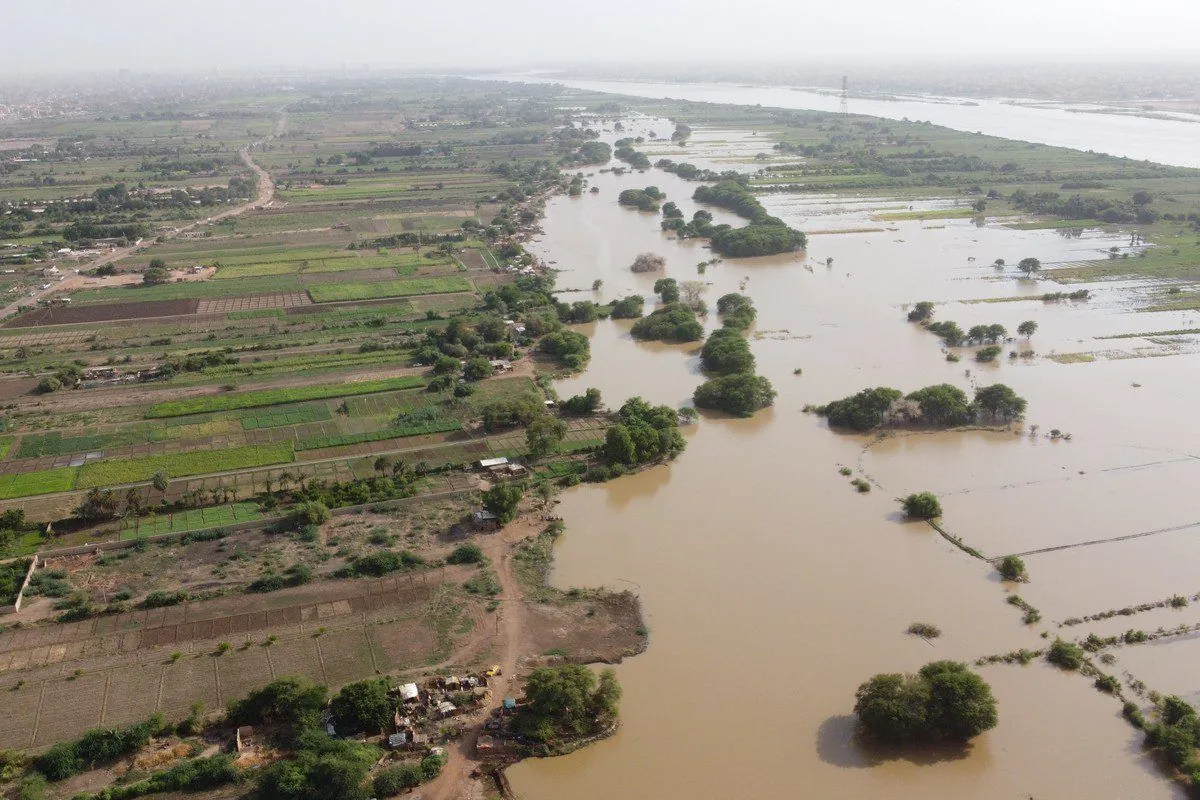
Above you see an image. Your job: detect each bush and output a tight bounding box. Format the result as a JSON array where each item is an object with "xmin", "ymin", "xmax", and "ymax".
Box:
[
  {"xmin": 907, "ymin": 301, "xmax": 935, "ymax": 322},
  {"xmin": 447, "ymin": 543, "xmax": 485, "ymax": 564},
  {"xmin": 463, "ymin": 357, "xmax": 493, "ymax": 381},
  {"xmin": 901, "ymin": 492, "xmax": 942, "ymax": 519},
  {"xmin": 997, "ymin": 555, "xmax": 1027, "ymax": 582},
  {"xmin": 854, "ymin": 661, "xmax": 997, "ymax": 743},
  {"xmin": 693, "ymin": 372, "xmax": 776, "ymax": 417},
  {"xmin": 561, "ymin": 388, "xmax": 602, "ymax": 415},
  {"xmin": 373, "ymin": 764, "xmax": 423, "ymax": 796},
  {"xmin": 1047, "ymin": 638, "xmax": 1085, "ymax": 670},
  {"xmin": 288, "ymin": 501, "xmax": 331, "ymax": 530},
  {"xmin": 715, "ymin": 293, "xmax": 756, "ymax": 330},
  {"xmin": 227, "ymin": 676, "xmax": 328, "ymax": 732},
  {"xmin": 609, "ymin": 295, "xmax": 644, "ymax": 319},
  {"xmin": 818, "ymin": 387, "xmax": 903, "ymax": 431}
]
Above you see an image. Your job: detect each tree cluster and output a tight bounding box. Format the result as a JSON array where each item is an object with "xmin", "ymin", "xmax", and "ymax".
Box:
[
  {"xmin": 815, "ymin": 383, "xmax": 1026, "ymax": 431},
  {"xmin": 630, "ymin": 303, "xmax": 703, "ymax": 343},
  {"xmin": 854, "ymin": 661, "xmax": 998, "ymax": 743},
  {"xmin": 603, "ymin": 397, "xmax": 686, "ymax": 468},
  {"xmin": 514, "ymin": 664, "xmax": 622, "ymax": 748},
  {"xmin": 618, "ymin": 187, "xmax": 663, "ymax": 212}
]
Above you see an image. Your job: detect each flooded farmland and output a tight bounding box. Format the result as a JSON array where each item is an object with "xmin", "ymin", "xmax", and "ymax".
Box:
[{"xmin": 508, "ymin": 112, "xmax": 1197, "ymax": 798}]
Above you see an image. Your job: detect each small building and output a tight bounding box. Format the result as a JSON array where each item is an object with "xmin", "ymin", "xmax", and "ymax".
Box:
[
  {"xmin": 489, "ymin": 359, "xmax": 513, "ymax": 372},
  {"xmin": 503, "ymin": 698, "xmax": 517, "ymax": 713},
  {"xmin": 477, "ymin": 457, "xmax": 508, "ymax": 470},
  {"xmin": 471, "ymin": 510, "xmax": 500, "ymax": 532},
  {"xmin": 477, "ymin": 734, "xmax": 497, "ymax": 753},
  {"xmin": 436, "ymin": 700, "xmax": 457, "ymax": 718},
  {"xmin": 398, "ymin": 682, "xmax": 420, "ymax": 703}
]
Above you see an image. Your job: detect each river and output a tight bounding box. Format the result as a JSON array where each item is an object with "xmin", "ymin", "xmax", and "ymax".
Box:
[
  {"xmin": 505, "ymin": 106, "xmax": 1197, "ymax": 799},
  {"xmin": 480, "ymin": 75, "xmax": 1200, "ymax": 169}
]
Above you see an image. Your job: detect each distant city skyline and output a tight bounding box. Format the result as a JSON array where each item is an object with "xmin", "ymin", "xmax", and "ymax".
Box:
[{"xmin": 4, "ymin": 0, "xmax": 1200, "ymax": 75}]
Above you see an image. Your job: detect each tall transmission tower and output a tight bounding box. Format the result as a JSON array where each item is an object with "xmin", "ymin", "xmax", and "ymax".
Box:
[{"xmin": 839, "ymin": 76, "xmax": 849, "ymax": 115}]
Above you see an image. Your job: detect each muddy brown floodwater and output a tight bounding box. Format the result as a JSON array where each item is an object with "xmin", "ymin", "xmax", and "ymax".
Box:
[{"xmin": 509, "ymin": 114, "xmax": 1194, "ymax": 799}]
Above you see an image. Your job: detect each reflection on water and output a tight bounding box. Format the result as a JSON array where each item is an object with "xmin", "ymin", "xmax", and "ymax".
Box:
[{"xmin": 508, "ymin": 116, "xmax": 1191, "ymax": 798}]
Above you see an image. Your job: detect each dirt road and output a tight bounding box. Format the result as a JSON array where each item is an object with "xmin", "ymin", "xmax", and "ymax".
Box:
[{"xmin": 422, "ymin": 515, "xmax": 539, "ymax": 800}]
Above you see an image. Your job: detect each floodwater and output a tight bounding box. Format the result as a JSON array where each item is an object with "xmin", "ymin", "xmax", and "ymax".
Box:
[
  {"xmin": 508, "ymin": 112, "xmax": 1195, "ymax": 798},
  {"xmin": 484, "ymin": 74, "xmax": 1200, "ymax": 168}
]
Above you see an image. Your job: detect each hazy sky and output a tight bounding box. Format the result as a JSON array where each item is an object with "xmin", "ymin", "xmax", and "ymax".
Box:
[{"xmin": 6, "ymin": 0, "xmax": 1200, "ymax": 74}]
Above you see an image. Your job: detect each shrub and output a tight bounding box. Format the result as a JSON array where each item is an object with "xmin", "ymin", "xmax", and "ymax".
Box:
[
  {"xmin": 907, "ymin": 301, "xmax": 934, "ymax": 322},
  {"xmin": 373, "ymin": 764, "xmax": 423, "ymax": 796},
  {"xmin": 288, "ymin": 501, "xmax": 331, "ymax": 530},
  {"xmin": 1047, "ymin": 638, "xmax": 1085, "ymax": 670},
  {"xmin": 629, "ymin": 252, "xmax": 666, "ymax": 273},
  {"xmin": 906, "ymin": 622, "xmax": 942, "ymax": 638},
  {"xmin": 699, "ymin": 328, "xmax": 755, "ymax": 374},
  {"xmin": 630, "ymin": 303, "xmax": 703, "ymax": 343},
  {"xmin": 997, "ymin": 555, "xmax": 1028, "ymax": 582},
  {"xmin": 447, "ymin": 543, "xmax": 485, "ymax": 564},
  {"xmin": 901, "ymin": 492, "xmax": 942, "ymax": 519}
]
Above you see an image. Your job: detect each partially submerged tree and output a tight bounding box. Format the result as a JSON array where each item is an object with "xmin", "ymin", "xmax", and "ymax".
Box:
[
  {"xmin": 630, "ymin": 252, "xmax": 666, "ymax": 273},
  {"xmin": 854, "ymin": 661, "xmax": 997, "ymax": 744},
  {"xmin": 902, "ymin": 492, "xmax": 942, "ymax": 519}
]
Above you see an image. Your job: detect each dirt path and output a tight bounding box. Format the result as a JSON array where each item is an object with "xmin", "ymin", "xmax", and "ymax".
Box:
[{"xmin": 422, "ymin": 515, "xmax": 540, "ymax": 800}]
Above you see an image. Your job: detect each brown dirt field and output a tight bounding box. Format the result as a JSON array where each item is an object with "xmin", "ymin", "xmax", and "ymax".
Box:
[
  {"xmin": 526, "ymin": 592, "xmax": 645, "ymax": 665},
  {"xmin": 4, "ymin": 299, "xmax": 200, "ymax": 327},
  {"xmin": 195, "ymin": 292, "xmax": 310, "ymax": 314}
]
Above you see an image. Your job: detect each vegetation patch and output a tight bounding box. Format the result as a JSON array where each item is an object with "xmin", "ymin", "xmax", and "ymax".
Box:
[
  {"xmin": 147, "ymin": 377, "xmax": 425, "ymax": 417},
  {"xmin": 308, "ymin": 276, "xmax": 473, "ymax": 303},
  {"xmin": 78, "ymin": 443, "xmax": 294, "ymax": 488}
]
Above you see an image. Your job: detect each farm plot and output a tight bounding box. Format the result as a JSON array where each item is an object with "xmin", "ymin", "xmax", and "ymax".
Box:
[
  {"xmin": 307, "ymin": 276, "xmax": 473, "ymax": 303},
  {"xmin": 147, "ymin": 376, "xmax": 425, "ymax": 417},
  {"xmin": 240, "ymin": 404, "xmax": 333, "ymax": 430},
  {"xmin": 66, "ymin": 276, "xmax": 307, "ymax": 305},
  {"xmin": 294, "ymin": 419, "xmax": 462, "ymax": 451},
  {"xmin": 0, "ymin": 467, "xmax": 78, "ymax": 499},
  {"xmin": 195, "ymin": 292, "xmax": 311, "ymax": 314},
  {"xmin": 76, "ymin": 443, "xmax": 294, "ymax": 488},
  {"xmin": 122, "ymin": 502, "xmax": 263, "ymax": 539},
  {"xmin": 3, "ymin": 299, "xmax": 200, "ymax": 328}
]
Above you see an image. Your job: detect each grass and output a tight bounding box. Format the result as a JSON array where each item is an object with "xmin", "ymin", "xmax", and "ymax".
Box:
[
  {"xmin": 77, "ymin": 443, "xmax": 294, "ymax": 488},
  {"xmin": 67, "ymin": 275, "xmax": 305, "ymax": 304},
  {"xmin": 871, "ymin": 209, "xmax": 982, "ymax": 221},
  {"xmin": 307, "ymin": 277, "xmax": 473, "ymax": 303},
  {"xmin": 0, "ymin": 436, "xmax": 12, "ymax": 459},
  {"xmin": 146, "ymin": 376, "xmax": 425, "ymax": 417},
  {"xmin": 1046, "ymin": 352, "xmax": 1097, "ymax": 364},
  {"xmin": 0, "ymin": 467, "xmax": 79, "ymax": 499}
]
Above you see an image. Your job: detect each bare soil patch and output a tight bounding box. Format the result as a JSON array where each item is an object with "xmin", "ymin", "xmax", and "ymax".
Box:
[{"xmin": 4, "ymin": 299, "xmax": 200, "ymax": 327}]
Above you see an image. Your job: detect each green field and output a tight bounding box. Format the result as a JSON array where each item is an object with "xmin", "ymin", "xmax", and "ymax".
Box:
[
  {"xmin": 147, "ymin": 376, "xmax": 426, "ymax": 417},
  {"xmin": 308, "ymin": 277, "xmax": 473, "ymax": 303},
  {"xmin": 122, "ymin": 502, "xmax": 264, "ymax": 539},
  {"xmin": 294, "ymin": 419, "xmax": 462, "ymax": 451},
  {"xmin": 241, "ymin": 404, "xmax": 333, "ymax": 430},
  {"xmin": 0, "ymin": 467, "xmax": 79, "ymax": 500},
  {"xmin": 77, "ymin": 443, "xmax": 295, "ymax": 488}
]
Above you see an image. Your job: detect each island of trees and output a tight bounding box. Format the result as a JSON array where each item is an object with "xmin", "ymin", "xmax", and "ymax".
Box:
[
  {"xmin": 691, "ymin": 180, "xmax": 807, "ymax": 257},
  {"xmin": 854, "ymin": 661, "xmax": 998, "ymax": 744},
  {"xmin": 692, "ymin": 293, "xmax": 776, "ymax": 417},
  {"xmin": 812, "ymin": 383, "xmax": 1027, "ymax": 431},
  {"xmin": 618, "ymin": 186, "xmax": 664, "ymax": 212}
]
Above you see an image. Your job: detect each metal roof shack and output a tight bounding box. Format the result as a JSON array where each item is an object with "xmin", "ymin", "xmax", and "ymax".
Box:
[
  {"xmin": 477, "ymin": 457, "xmax": 509, "ymax": 469},
  {"xmin": 398, "ymin": 682, "xmax": 420, "ymax": 702}
]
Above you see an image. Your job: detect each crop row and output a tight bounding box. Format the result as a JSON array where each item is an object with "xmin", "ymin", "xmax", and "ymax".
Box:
[
  {"xmin": 294, "ymin": 420, "xmax": 462, "ymax": 451},
  {"xmin": 307, "ymin": 277, "xmax": 473, "ymax": 303}
]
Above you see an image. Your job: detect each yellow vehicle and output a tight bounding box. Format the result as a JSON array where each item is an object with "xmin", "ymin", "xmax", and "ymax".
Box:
[{"xmin": 486, "ymin": 665, "xmax": 502, "ymax": 677}]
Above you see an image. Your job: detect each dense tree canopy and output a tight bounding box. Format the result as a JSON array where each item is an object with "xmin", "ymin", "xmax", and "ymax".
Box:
[
  {"xmin": 330, "ymin": 678, "xmax": 392, "ymax": 734},
  {"xmin": 901, "ymin": 492, "xmax": 942, "ymax": 519},
  {"xmin": 700, "ymin": 328, "xmax": 756, "ymax": 374},
  {"xmin": 854, "ymin": 661, "xmax": 997, "ymax": 744},
  {"xmin": 482, "ymin": 483, "xmax": 523, "ymax": 524},
  {"xmin": 818, "ymin": 384, "xmax": 1026, "ymax": 430},
  {"xmin": 715, "ymin": 293, "xmax": 756, "ymax": 330},
  {"xmin": 227, "ymin": 676, "xmax": 328, "ymax": 733},
  {"xmin": 515, "ymin": 665, "xmax": 622, "ymax": 745},
  {"xmin": 630, "ymin": 303, "xmax": 703, "ymax": 343},
  {"xmin": 694, "ymin": 372, "xmax": 776, "ymax": 417},
  {"xmin": 604, "ymin": 397, "xmax": 686, "ymax": 467},
  {"xmin": 539, "ymin": 329, "xmax": 590, "ymax": 370}
]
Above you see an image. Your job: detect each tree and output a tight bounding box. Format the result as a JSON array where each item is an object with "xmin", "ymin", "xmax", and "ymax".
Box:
[
  {"xmin": 1132, "ymin": 191, "xmax": 1153, "ymax": 206},
  {"xmin": 142, "ymin": 266, "xmax": 171, "ymax": 285},
  {"xmin": 700, "ymin": 328, "xmax": 755, "ymax": 374},
  {"xmin": 972, "ymin": 384, "xmax": 1027, "ymax": 423},
  {"xmin": 482, "ymin": 483, "xmax": 523, "ymax": 524},
  {"xmin": 35, "ymin": 376, "xmax": 62, "ymax": 394},
  {"xmin": 74, "ymin": 488, "xmax": 120, "ymax": 523},
  {"xmin": 446, "ymin": 543, "xmax": 484, "ymax": 564},
  {"xmin": 854, "ymin": 661, "xmax": 996, "ymax": 744},
  {"xmin": 904, "ymin": 384, "xmax": 971, "ymax": 426},
  {"xmin": 330, "ymin": 678, "xmax": 392, "ymax": 734},
  {"xmin": 526, "ymin": 414, "xmax": 567, "ymax": 457},
  {"xmin": 630, "ymin": 252, "xmax": 666, "ymax": 273},
  {"xmin": 902, "ymin": 492, "xmax": 942, "ymax": 519},
  {"xmin": 1017, "ymin": 257, "xmax": 1041, "ymax": 275},
  {"xmin": 373, "ymin": 455, "xmax": 394, "ymax": 475},
  {"xmin": 604, "ymin": 424, "xmax": 637, "ymax": 465},
  {"xmin": 1017, "ymin": 320, "xmax": 1038, "ymax": 338},
  {"xmin": 151, "ymin": 470, "xmax": 169, "ymax": 500},
  {"xmin": 516, "ymin": 664, "xmax": 620, "ymax": 743},
  {"xmin": 629, "ymin": 303, "xmax": 703, "ymax": 342},
  {"xmin": 1047, "ymin": 638, "xmax": 1085, "ymax": 670},
  {"xmin": 287, "ymin": 500, "xmax": 331, "ymax": 530},
  {"xmin": 561, "ymin": 388, "xmax": 602, "ymax": 415},
  {"xmin": 653, "ymin": 277, "xmax": 680, "ymax": 303},
  {"xmin": 997, "ymin": 555, "xmax": 1027, "ymax": 582},
  {"xmin": 463, "ymin": 357, "xmax": 493, "ymax": 381},
  {"xmin": 227, "ymin": 676, "xmax": 328, "ymax": 732},
  {"xmin": 148, "ymin": 257, "xmax": 167, "ymax": 269},
  {"xmin": 818, "ymin": 387, "xmax": 903, "ymax": 431},
  {"xmin": 680, "ymin": 280, "xmax": 707, "ymax": 310},
  {"xmin": 907, "ymin": 301, "xmax": 935, "ymax": 322},
  {"xmin": 693, "ymin": 372, "xmax": 776, "ymax": 417}
]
